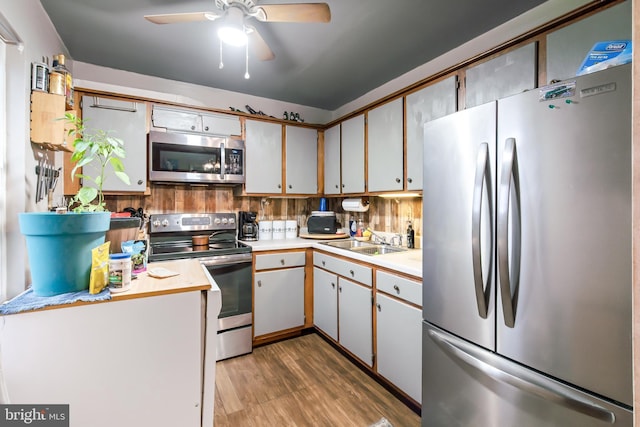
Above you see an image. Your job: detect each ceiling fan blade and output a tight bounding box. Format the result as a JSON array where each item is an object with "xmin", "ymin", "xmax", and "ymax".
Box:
[
  {"xmin": 246, "ymin": 26, "xmax": 275, "ymax": 61},
  {"xmin": 255, "ymin": 3, "xmax": 331, "ymax": 23},
  {"xmin": 144, "ymin": 11, "xmax": 222, "ymax": 25}
]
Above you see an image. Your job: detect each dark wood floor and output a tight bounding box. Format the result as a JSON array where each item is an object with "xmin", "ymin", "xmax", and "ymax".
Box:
[{"xmin": 214, "ymin": 332, "xmax": 421, "ymax": 427}]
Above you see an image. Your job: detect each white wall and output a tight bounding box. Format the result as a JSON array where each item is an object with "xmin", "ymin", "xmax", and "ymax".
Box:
[{"xmin": 0, "ymin": 0, "xmax": 68, "ymax": 299}]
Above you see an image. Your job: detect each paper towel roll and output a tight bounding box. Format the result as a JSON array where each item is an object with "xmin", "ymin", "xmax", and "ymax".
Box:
[{"xmin": 342, "ymin": 198, "xmax": 369, "ymax": 212}]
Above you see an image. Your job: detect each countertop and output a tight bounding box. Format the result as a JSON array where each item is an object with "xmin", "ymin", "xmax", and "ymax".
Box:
[{"xmin": 244, "ymin": 237, "xmax": 422, "ymax": 278}]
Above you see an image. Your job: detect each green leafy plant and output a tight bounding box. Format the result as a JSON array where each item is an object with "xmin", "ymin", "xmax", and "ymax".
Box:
[{"xmin": 64, "ymin": 112, "xmax": 130, "ymax": 212}]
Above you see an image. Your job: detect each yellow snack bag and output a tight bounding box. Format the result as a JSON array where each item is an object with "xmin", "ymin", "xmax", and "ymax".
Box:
[{"xmin": 90, "ymin": 241, "xmax": 110, "ymax": 294}]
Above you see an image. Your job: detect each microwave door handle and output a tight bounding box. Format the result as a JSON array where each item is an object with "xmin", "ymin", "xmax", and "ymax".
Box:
[{"xmin": 220, "ymin": 142, "xmax": 225, "ymax": 179}]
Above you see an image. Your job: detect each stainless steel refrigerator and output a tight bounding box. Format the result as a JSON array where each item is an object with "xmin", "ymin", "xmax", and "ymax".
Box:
[{"xmin": 421, "ymin": 63, "xmax": 632, "ymax": 426}]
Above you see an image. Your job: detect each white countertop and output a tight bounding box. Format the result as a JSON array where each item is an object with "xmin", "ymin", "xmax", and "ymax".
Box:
[{"xmin": 243, "ymin": 237, "xmax": 423, "ymax": 278}]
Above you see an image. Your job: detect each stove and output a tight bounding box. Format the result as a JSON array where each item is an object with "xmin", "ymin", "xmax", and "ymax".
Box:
[
  {"xmin": 148, "ymin": 212, "xmax": 254, "ymax": 361},
  {"xmin": 148, "ymin": 213, "xmax": 252, "ymax": 262}
]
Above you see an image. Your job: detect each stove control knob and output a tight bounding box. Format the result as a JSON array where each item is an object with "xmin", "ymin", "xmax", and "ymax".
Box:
[
  {"xmin": 161, "ymin": 219, "xmax": 169, "ymax": 227},
  {"xmin": 214, "ymin": 218, "xmax": 221, "ymax": 225},
  {"xmin": 222, "ymin": 218, "xmax": 228, "ymax": 224},
  {"xmin": 152, "ymin": 220, "xmax": 161, "ymax": 228},
  {"xmin": 228, "ymin": 217, "xmax": 235, "ymax": 224}
]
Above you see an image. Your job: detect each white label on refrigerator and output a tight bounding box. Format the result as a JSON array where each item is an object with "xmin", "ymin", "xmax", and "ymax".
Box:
[{"xmin": 580, "ymin": 82, "xmax": 616, "ymax": 98}]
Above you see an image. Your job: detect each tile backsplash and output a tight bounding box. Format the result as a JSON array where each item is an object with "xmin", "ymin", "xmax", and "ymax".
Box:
[{"xmin": 105, "ymin": 185, "xmax": 422, "ymax": 237}]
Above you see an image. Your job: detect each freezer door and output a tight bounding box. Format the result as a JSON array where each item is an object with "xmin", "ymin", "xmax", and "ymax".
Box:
[
  {"xmin": 496, "ymin": 64, "xmax": 632, "ymax": 406},
  {"xmin": 423, "ymin": 102, "xmax": 496, "ymax": 350},
  {"xmin": 422, "ymin": 322, "xmax": 632, "ymax": 427}
]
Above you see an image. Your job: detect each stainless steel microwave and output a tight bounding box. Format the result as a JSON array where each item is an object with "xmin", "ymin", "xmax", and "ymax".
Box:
[{"xmin": 148, "ymin": 130, "xmax": 245, "ymax": 185}]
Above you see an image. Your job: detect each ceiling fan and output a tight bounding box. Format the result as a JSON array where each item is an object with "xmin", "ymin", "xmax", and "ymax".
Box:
[{"xmin": 144, "ymin": 0, "xmax": 331, "ymax": 61}]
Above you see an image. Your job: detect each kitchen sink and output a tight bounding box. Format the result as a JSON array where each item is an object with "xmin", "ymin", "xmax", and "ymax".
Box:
[{"xmin": 320, "ymin": 240, "xmax": 407, "ymax": 256}]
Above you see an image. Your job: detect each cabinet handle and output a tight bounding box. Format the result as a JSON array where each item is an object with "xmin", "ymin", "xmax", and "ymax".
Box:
[
  {"xmin": 280, "ymin": 259, "xmax": 285, "ymax": 265},
  {"xmin": 342, "ymin": 184, "xmax": 345, "ymax": 188},
  {"xmin": 395, "ymin": 177, "xmax": 401, "ymax": 183},
  {"xmin": 204, "ymin": 126, "xmax": 209, "ymax": 131},
  {"xmin": 137, "ymin": 179, "xmax": 143, "ymax": 185},
  {"xmin": 278, "ymin": 184, "xmax": 282, "ymax": 189},
  {"xmin": 257, "ymin": 280, "xmax": 262, "ymax": 287},
  {"xmin": 191, "ymin": 125, "xmax": 196, "ymax": 130},
  {"xmin": 339, "ymin": 286, "xmax": 342, "ymax": 292},
  {"xmin": 408, "ymin": 178, "xmax": 413, "ymax": 183},
  {"xmin": 288, "ymin": 184, "xmax": 292, "ymax": 189},
  {"xmin": 322, "ymin": 260, "xmax": 326, "ymax": 266},
  {"xmin": 335, "ymin": 184, "xmax": 339, "ymax": 189},
  {"xmin": 393, "ymin": 284, "xmax": 400, "ymax": 294},
  {"xmin": 331, "ymin": 282, "xmax": 335, "ymax": 289},
  {"xmin": 350, "ymin": 270, "xmax": 354, "ymax": 276},
  {"xmin": 376, "ymin": 303, "xmax": 382, "ymax": 311}
]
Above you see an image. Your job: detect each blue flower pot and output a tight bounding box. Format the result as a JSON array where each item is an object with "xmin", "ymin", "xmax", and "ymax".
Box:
[{"xmin": 19, "ymin": 212, "xmax": 111, "ymax": 296}]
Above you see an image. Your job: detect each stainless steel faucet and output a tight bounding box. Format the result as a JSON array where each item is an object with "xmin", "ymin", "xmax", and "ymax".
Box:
[
  {"xmin": 390, "ymin": 233, "xmax": 403, "ymax": 247},
  {"xmin": 369, "ymin": 229, "xmax": 387, "ymax": 244}
]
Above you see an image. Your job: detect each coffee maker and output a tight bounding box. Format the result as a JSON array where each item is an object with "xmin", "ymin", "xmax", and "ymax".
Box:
[{"xmin": 238, "ymin": 211, "xmax": 258, "ymax": 241}]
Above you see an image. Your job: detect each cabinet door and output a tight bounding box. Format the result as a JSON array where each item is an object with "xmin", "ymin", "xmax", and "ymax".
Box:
[
  {"xmin": 152, "ymin": 105, "xmax": 201, "ymax": 133},
  {"xmin": 338, "ymin": 277, "xmax": 372, "ymax": 367},
  {"xmin": 200, "ymin": 112, "xmax": 241, "ymax": 136},
  {"xmin": 285, "ymin": 126, "xmax": 317, "ymax": 194},
  {"xmin": 313, "ymin": 267, "xmax": 338, "ymax": 340},
  {"xmin": 376, "ymin": 293, "xmax": 422, "ymax": 402},
  {"xmin": 245, "ymin": 120, "xmax": 282, "ymax": 194},
  {"xmin": 324, "ymin": 124, "xmax": 341, "ymax": 195},
  {"xmin": 81, "ymin": 96, "xmax": 148, "ymax": 192},
  {"xmin": 254, "ymin": 267, "xmax": 305, "ymax": 337},
  {"xmin": 367, "ymin": 98, "xmax": 404, "ymax": 192},
  {"xmin": 341, "ymin": 114, "xmax": 365, "ymax": 194},
  {"xmin": 406, "ymin": 77, "xmax": 457, "ymax": 191}
]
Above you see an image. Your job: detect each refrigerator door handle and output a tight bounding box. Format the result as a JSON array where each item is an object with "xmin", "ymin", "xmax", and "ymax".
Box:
[
  {"xmin": 471, "ymin": 142, "xmax": 492, "ymax": 318},
  {"xmin": 497, "ymin": 137, "xmax": 520, "ymax": 327},
  {"xmin": 427, "ymin": 326, "xmax": 617, "ymax": 424}
]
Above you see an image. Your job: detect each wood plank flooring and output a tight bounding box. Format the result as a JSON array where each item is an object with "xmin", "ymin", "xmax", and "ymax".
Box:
[{"xmin": 214, "ymin": 332, "xmax": 421, "ymax": 427}]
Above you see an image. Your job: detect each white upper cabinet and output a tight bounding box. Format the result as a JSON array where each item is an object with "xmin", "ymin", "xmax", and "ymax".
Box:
[
  {"xmin": 341, "ymin": 114, "xmax": 365, "ymax": 194},
  {"xmin": 405, "ymin": 76, "xmax": 457, "ymax": 191},
  {"xmin": 81, "ymin": 96, "xmax": 148, "ymax": 192},
  {"xmin": 285, "ymin": 126, "xmax": 317, "ymax": 194},
  {"xmin": 367, "ymin": 98, "xmax": 403, "ymax": 192},
  {"xmin": 324, "ymin": 124, "xmax": 341, "ymax": 195},
  {"xmin": 152, "ymin": 105, "xmax": 241, "ymax": 136},
  {"xmin": 245, "ymin": 120, "xmax": 282, "ymax": 194}
]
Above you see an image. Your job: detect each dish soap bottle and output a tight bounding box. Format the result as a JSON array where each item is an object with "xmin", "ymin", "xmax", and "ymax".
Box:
[{"xmin": 406, "ymin": 221, "xmax": 415, "ymax": 249}]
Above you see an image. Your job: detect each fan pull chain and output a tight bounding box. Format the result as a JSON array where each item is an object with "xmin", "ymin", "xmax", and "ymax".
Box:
[
  {"xmin": 219, "ymin": 39, "xmax": 224, "ymax": 69},
  {"xmin": 244, "ymin": 42, "xmax": 250, "ymax": 79}
]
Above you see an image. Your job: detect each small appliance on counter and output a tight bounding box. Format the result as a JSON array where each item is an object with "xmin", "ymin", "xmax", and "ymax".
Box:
[
  {"xmin": 307, "ymin": 211, "xmax": 340, "ymax": 234},
  {"xmin": 238, "ymin": 211, "xmax": 258, "ymax": 241}
]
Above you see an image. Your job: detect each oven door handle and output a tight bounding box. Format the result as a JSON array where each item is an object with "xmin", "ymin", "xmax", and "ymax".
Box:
[{"xmin": 199, "ymin": 254, "xmax": 252, "ymax": 267}]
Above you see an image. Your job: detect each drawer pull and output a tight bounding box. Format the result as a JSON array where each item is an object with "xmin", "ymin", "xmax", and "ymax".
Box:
[
  {"xmin": 257, "ymin": 280, "xmax": 262, "ymax": 287},
  {"xmin": 350, "ymin": 270, "xmax": 355, "ymax": 276},
  {"xmin": 280, "ymin": 259, "xmax": 285, "ymax": 265},
  {"xmin": 393, "ymin": 285, "xmax": 400, "ymax": 294},
  {"xmin": 376, "ymin": 303, "xmax": 382, "ymax": 311},
  {"xmin": 322, "ymin": 260, "xmax": 326, "ymax": 266}
]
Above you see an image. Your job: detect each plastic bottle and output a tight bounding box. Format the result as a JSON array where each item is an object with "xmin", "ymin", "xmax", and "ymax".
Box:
[
  {"xmin": 406, "ymin": 221, "xmax": 415, "ymax": 249},
  {"xmin": 349, "ymin": 216, "xmax": 356, "ymax": 237}
]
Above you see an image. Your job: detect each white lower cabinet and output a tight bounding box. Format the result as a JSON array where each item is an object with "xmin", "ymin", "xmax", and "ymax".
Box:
[
  {"xmin": 313, "ymin": 267, "xmax": 338, "ymax": 340},
  {"xmin": 313, "ymin": 252, "xmax": 373, "ymax": 367},
  {"xmin": 375, "ymin": 270, "xmax": 422, "ymax": 402},
  {"xmin": 254, "ymin": 251, "xmax": 306, "ymax": 338},
  {"xmin": 338, "ymin": 277, "xmax": 373, "ymax": 367}
]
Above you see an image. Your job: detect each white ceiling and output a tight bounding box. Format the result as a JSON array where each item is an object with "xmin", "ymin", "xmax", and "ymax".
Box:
[{"xmin": 39, "ymin": 0, "xmax": 547, "ymax": 111}]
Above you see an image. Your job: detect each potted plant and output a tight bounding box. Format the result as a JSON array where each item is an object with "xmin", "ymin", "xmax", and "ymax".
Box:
[{"xmin": 18, "ymin": 112, "xmax": 131, "ymax": 296}]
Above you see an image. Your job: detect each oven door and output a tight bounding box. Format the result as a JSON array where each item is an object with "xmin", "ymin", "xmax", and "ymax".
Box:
[
  {"xmin": 149, "ymin": 130, "xmax": 244, "ymax": 184},
  {"xmin": 200, "ymin": 253, "xmax": 253, "ymax": 360}
]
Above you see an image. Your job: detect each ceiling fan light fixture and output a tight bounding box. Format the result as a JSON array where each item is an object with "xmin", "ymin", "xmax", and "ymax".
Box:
[{"xmin": 217, "ymin": 7, "xmax": 247, "ymax": 47}]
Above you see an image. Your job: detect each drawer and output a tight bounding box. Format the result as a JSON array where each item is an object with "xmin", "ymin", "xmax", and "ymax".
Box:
[
  {"xmin": 376, "ymin": 270, "xmax": 422, "ymax": 306},
  {"xmin": 255, "ymin": 251, "xmax": 306, "ymax": 271},
  {"xmin": 313, "ymin": 252, "xmax": 372, "ymax": 287}
]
